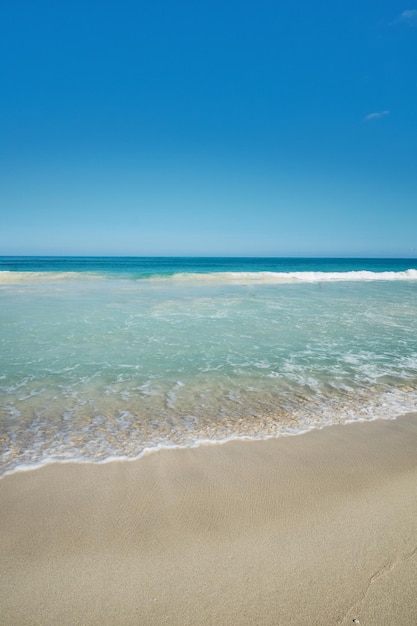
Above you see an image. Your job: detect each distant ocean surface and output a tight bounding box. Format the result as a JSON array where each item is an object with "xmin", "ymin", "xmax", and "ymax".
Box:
[{"xmin": 1, "ymin": 256, "xmax": 417, "ymax": 476}]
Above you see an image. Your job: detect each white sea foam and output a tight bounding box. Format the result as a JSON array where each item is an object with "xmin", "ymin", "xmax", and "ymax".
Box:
[
  {"xmin": 1, "ymin": 268, "xmax": 417, "ymax": 286},
  {"xmin": 164, "ymin": 269, "xmax": 417, "ymax": 285},
  {"xmin": 0, "ymin": 271, "xmax": 101, "ymax": 284},
  {"xmin": 2, "ymin": 397, "xmax": 415, "ymax": 480}
]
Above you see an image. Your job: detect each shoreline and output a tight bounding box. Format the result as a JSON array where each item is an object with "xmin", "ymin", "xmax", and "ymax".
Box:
[
  {"xmin": 0, "ymin": 416, "xmax": 379, "ymax": 480},
  {"xmin": 1, "ymin": 413, "xmax": 417, "ymax": 625},
  {"xmin": 3, "ymin": 407, "xmax": 417, "ymax": 480}
]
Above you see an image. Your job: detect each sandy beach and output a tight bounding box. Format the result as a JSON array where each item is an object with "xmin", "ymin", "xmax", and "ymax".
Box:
[{"xmin": 1, "ymin": 414, "xmax": 417, "ymax": 625}]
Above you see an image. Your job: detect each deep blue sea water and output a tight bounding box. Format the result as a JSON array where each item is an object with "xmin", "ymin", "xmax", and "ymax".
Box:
[{"xmin": 1, "ymin": 257, "xmax": 417, "ymax": 475}]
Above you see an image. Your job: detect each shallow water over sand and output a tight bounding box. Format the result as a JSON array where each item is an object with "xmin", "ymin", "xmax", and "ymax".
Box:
[{"xmin": 1, "ymin": 258, "xmax": 417, "ymax": 475}]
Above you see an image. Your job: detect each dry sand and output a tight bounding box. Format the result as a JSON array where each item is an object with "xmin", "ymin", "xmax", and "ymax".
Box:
[{"xmin": 1, "ymin": 414, "xmax": 417, "ymax": 625}]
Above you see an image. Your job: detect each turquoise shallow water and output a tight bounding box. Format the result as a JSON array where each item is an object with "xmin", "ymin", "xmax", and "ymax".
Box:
[{"xmin": 1, "ymin": 257, "xmax": 417, "ymax": 475}]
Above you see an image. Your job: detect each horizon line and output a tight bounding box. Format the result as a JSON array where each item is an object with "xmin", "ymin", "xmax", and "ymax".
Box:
[{"xmin": 1, "ymin": 254, "xmax": 417, "ymax": 260}]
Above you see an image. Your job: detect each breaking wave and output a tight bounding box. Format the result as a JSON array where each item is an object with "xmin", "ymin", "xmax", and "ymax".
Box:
[{"xmin": 1, "ymin": 268, "xmax": 417, "ymax": 286}]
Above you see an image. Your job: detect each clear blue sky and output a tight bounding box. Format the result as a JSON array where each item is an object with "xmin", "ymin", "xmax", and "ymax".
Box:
[{"xmin": 1, "ymin": 0, "xmax": 416, "ymax": 256}]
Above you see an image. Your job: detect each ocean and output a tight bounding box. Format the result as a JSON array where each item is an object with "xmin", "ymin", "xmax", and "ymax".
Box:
[{"xmin": 1, "ymin": 256, "xmax": 417, "ymax": 476}]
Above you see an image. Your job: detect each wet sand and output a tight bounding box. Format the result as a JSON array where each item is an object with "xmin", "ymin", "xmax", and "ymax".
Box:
[{"xmin": 1, "ymin": 414, "xmax": 417, "ymax": 625}]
